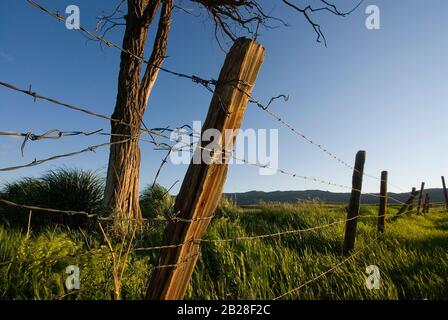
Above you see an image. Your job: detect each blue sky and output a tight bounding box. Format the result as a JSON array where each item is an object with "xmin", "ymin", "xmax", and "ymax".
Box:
[{"xmin": 0, "ymin": 0, "xmax": 447, "ymax": 195}]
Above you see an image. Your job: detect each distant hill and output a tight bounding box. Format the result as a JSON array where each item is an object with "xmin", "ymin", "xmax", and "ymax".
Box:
[{"xmin": 223, "ymin": 189, "xmax": 447, "ymax": 205}]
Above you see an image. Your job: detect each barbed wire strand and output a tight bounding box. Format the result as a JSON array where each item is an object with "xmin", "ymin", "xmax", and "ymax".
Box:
[
  {"xmin": 0, "ymin": 198, "xmax": 215, "ymax": 224},
  {"xmin": 0, "ymin": 81, "xmax": 198, "ymax": 148},
  {"xmin": 273, "ymin": 235, "xmax": 379, "ymax": 300},
  {"xmin": 0, "ymin": 138, "xmax": 133, "ymax": 172}
]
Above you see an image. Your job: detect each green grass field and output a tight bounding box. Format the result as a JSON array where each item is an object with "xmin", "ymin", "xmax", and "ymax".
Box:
[{"xmin": 1, "ymin": 201, "xmax": 447, "ymax": 300}]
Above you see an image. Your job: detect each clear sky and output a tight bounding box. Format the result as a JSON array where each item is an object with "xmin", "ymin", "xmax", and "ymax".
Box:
[{"xmin": 1, "ymin": 0, "xmax": 447, "ymax": 195}]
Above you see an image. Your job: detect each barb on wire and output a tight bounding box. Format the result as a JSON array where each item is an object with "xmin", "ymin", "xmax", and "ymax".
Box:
[
  {"xmin": 258, "ymin": 94, "xmax": 289, "ymax": 110},
  {"xmin": 0, "ymin": 129, "xmax": 103, "ymax": 156}
]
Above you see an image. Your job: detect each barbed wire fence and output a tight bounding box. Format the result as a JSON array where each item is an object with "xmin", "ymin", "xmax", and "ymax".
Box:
[
  {"xmin": 0, "ymin": 78, "xmax": 429, "ymax": 299},
  {"xmin": 0, "ymin": 0, "xmax": 444, "ymax": 300}
]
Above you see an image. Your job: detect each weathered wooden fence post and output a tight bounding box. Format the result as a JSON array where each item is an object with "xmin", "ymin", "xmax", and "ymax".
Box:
[
  {"xmin": 377, "ymin": 171, "xmax": 388, "ymax": 233},
  {"xmin": 416, "ymin": 182, "xmax": 425, "ymax": 215},
  {"xmin": 442, "ymin": 176, "xmax": 448, "ymax": 213},
  {"xmin": 408, "ymin": 187, "xmax": 417, "ymax": 211},
  {"xmin": 146, "ymin": 38, "xmax": 264, "ymax": 300},
  {"xmin": 423, "ymin": 193, "xmax": 430, "ymax": 214},
  {"xmin": 343, "ymin": 150, "xmax": 366, "ymax": 255}
]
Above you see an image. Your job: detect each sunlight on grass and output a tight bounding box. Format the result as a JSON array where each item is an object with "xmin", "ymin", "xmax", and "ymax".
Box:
[{"xmin": 1, "ymin": 201, "xmax": 447, "ymax": 299}]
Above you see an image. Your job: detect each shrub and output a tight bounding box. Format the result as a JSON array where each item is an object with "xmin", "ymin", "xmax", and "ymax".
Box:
[
  {"xmin": 0, "ymin": 168, "xmax": 104, "ymax": 230},
  {"xmin": 39, "ymin": 168, "xmax": 104, "ymax": 213},
  {"xmin": 214, "ymin": 195, "xmax": 237, "ymax": 219},
  {"xmin": 140, "ymin": 184, "xmax": 174, "ymax": 219}
]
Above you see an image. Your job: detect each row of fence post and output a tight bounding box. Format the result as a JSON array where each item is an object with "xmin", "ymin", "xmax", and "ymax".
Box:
[{"xmin": 342, "ymin": 153, "xmax": 448, "ymax": 255}]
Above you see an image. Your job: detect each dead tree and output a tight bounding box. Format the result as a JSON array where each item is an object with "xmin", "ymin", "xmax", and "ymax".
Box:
[{"xmin": 102, "ymin": 1, "xmax": 173, "ymax": 234}]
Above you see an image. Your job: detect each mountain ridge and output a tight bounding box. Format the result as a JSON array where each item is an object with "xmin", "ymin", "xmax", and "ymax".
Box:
[{"xmin": 223, "ymin": 188, "xmax": 447, "ymax": 205}]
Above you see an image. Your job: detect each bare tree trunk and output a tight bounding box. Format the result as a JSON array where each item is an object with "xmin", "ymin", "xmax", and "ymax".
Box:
[{"xmin": 104, "ymin": 0, "xmax": 172, "ymax": 235}]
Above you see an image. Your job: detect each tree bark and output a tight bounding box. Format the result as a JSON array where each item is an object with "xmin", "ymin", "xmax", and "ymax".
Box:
[{"xmin": 104, "ymin": 0, "xmax": 172, "ymax": 235}]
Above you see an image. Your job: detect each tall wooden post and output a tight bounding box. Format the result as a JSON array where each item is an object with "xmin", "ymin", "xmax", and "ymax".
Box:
[
  {"xmin": 343, "ymin": 151, "xmax": 366, "ymax": 255},
  {"xmin": 442, "ymin": 176, "xmax": 448, "ymax": 213},
  {"xmin": 416, "ymin": 182, "xmax": 425, "ymax": 215},
  {"xmin": 146, "ymin": 38, "xmax": 265, "ymax": 300},
  {"xmin": 423, "ymin": 193, "xmax": 430, "ymax": 214},
  {"xmin": 377, "ymin": 171, "xmax": 388, "ymax": 233}
]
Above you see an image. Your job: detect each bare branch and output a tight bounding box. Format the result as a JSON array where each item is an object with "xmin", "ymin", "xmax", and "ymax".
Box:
[
  {"xmin": 281, "ymin": 0, "xmax": 365, "ymax": 47},
  {"xmin": 139, "ymin": 0, "xmax": 174, "ymax": 109},
  {"xmin": 185, "ymin": 0, "xmax": 364, "ymax": 47},
  {"xmin": 96, "ymin": 0, "xmax": 126, "ymax": 34}
]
